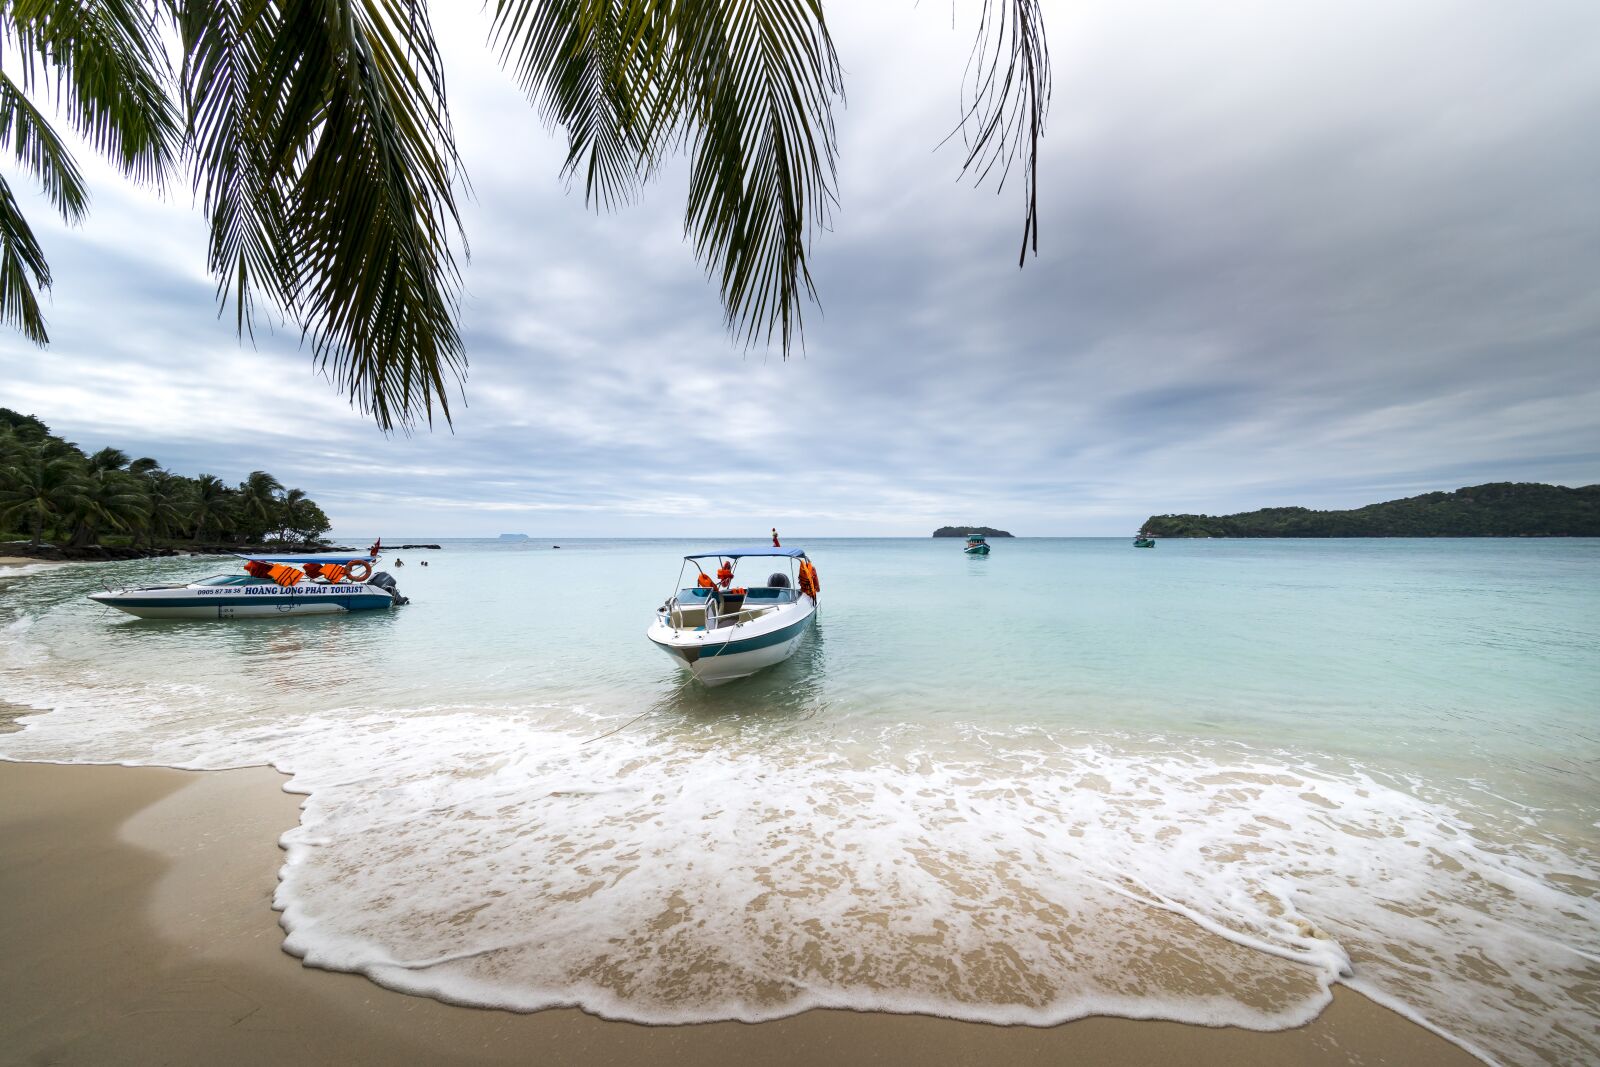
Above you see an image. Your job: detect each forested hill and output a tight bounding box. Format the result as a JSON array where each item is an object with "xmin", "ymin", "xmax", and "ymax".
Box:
[{"xmin": 1142, "ymin": 483, "xmax": 1600, "ymax": 537}]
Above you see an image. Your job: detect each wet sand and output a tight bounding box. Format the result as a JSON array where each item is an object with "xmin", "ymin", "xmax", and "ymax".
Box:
[{"xmin": 0, "ymin": 760, "xmax": 1482, "ymax": 1066}]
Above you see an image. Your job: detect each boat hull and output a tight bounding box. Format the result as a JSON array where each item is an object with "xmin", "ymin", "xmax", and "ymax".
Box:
[
  {"xmin": 647, "ymin": 598, "xmax": 816, "ymax": 685},
  {"xmin": 964, "ymin": 545, "xmax": 990, "ymax": 555},
  {"xmin": 89, "ymin": 586, "xmax": 397, "ymax": 620}
]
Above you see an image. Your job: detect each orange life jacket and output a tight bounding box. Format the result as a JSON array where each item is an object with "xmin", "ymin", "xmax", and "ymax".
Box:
[
  {"xmin": 302, "ymin": 562, "xmax": 347, "ymax": 581},
  {"xmin": 697, "ymin": 572, "xmax": 715, "ymax": 588},
  {"xmin": 244, "ymin": 560, "xmax": 303, "ymax": 587},
  {"xmin": 716, "ymin": 563, "xmax": 734, "ymax": 587}
]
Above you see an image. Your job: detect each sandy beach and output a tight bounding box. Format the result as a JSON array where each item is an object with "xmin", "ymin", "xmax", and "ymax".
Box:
[
  {"xmin": 0, "ymin": 759, "xmax": 1481, "ymax": 1066},
  {"xmin": 0, "ymin": 556, "xmax": 69, "ymax": 570}
]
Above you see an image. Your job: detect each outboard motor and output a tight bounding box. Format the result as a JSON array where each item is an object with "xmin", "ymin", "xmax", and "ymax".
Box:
[
  {"xmin": 767, "ymin": 572, "xmax": 791, "ymax": 588},
  {"xmin": 368, "ymin": 571, "xmax": 409, "ymax": 605}
]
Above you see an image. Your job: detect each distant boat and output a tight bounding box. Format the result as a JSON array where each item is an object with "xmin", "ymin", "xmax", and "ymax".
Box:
[
  {"xmin": 647, "ymin": 546, "xmax": 819, "ymax": 685},
  {"xmin": 963, "ymin": 534, "xmax": 991, "ymax": 556},
  {"xmin": 88, "ymin": 552, "xmax": 408, "ymax": 619},
  {"xmin": 1134, "ymin": 533, "xmax": 1156, "ymax": 548}
]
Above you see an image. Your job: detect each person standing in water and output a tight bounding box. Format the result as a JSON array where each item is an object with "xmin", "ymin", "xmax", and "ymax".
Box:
[{"xmin": 771, "ymin": 527, "xmax": 780, "ymax": 547}]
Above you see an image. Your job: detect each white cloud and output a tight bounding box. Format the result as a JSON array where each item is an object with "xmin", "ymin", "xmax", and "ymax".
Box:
[{"xmin": 1, "ymin": 0, "xmax": 1596, "ymax": 536}]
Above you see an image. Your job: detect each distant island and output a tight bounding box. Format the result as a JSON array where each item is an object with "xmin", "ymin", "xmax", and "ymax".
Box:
[
  {"xmin": 933, "ymin": 526, "xmax": 1014, "ymax": 538},
  {"xmin": 498, "ymin": 533, "xmax": 529, "ymax": 541},
  {"xmin": 1142, "ymin": 482, "xmax": 1600, "ymax": 538}
]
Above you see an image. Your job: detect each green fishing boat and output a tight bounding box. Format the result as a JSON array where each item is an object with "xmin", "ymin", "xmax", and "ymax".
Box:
[
  {"xmin": 963, "ymin": 534, "xmax": 991, "ymax": 556},
  {"xmin": 1133, "ymin": 533, "xmax": 1155, "ymax": 548}
]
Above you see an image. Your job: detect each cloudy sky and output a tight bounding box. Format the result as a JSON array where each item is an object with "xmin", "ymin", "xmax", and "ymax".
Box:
[{"xmin": 2, "ymin": 0, "xmax": 1597, "ymax": 536}]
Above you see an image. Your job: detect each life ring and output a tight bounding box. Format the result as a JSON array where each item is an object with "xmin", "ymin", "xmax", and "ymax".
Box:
[{"xmin": 346, "ymin": 560, "xmax": 373, "ymax": 582}]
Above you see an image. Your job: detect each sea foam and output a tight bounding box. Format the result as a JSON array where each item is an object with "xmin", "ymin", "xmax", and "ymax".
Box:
[
  {"xmin": 2, "ymin": 661, "xmax": 1596, "ymax": 1065},
  {"xmin": 2, "ymin": 549, "xmax": 1597, "ymax": 1067}
]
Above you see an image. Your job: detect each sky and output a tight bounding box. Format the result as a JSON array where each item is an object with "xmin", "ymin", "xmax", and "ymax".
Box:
[{"xmin": 2, "ymin": 0, "xmax": 1597, "ymax": 537}]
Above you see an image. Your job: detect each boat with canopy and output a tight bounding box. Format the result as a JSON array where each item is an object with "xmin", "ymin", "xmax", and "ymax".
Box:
[
  {"xmin": 646, "ymin": 546, "xmax": 819, "ymax": 685},
  {"xmin": 87, "ymin": 549, "xmax": 409, "ymax": 619},
  {"xmin": 963, "ymin": 534, "xmax": 991, "ymax": 555}
]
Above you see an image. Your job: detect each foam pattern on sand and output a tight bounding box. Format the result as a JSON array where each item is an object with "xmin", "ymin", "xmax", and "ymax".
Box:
[
  {"xmin": 2, "ymin": 546, "xmax": 1598, "ymax": 1067},
  {"xmin": 2, "ymin": 668, "xmax": 1596, "ymax": 1064}
]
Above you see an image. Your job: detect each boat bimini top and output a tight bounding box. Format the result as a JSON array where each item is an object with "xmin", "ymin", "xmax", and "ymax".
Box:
[
  {"xmin": 233, "ymin": 552, "xmax": 377, "ymax": 565},
  {"xmin": 682, "ymin": 546, "xmax": 808, "ymax": 560}
]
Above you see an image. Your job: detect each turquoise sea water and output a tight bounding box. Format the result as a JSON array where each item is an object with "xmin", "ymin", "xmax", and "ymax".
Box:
[{"xmin": 2, "ymin": 538, "xmax": 1596, "ymax": 1064}]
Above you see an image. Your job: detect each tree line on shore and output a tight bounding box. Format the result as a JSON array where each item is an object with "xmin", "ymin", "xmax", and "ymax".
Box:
[
  {"xmin": 0, "ymin": 409, "xmax": 331, "ymax": 551},
  {"xmin": 1142, "ymin": 482, "xmax": 1600, "ymax": 538}
]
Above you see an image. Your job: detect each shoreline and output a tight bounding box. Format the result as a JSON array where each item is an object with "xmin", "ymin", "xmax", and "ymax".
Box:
[
  {"xmin": 0, "ymin": 555, "xmax": 73, "ymax": 571},
  {"xmin": 0, "ymin": 759, "xmax": 1482, "ymax": 1065}
]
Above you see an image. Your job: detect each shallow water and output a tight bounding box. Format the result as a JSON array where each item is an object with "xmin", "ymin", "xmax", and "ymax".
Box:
[{"xmin": 2, "ymin": 538, "xmax": 1596, "ymax": 1064}]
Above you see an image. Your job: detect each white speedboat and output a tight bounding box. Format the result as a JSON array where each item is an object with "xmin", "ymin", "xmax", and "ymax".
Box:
[
  {"xmin": 646, "ymin": 546, "xmax": 819, "ymax": 685},
  {"xmin": 88, "ymin": 552, "xmax": 408, "ymax": 620}
]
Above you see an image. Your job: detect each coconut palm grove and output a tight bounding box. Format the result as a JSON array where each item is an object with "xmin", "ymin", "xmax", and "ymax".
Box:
[{"xmin": 0, "ymin": 408, "xmax": 330, "ymax": 552}]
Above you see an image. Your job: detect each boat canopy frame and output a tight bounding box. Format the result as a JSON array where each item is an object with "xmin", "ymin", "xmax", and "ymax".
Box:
[
  {"xmin": 682, "ymin": 546, "xmax": 807, "ymax": 560},
  {"xmin": 669, "ymin": 547, "xmax": 808, "ymax": 605},
  {"xmin": 234, "ymin": 552, "xmax": 377, "ymax": 565}
]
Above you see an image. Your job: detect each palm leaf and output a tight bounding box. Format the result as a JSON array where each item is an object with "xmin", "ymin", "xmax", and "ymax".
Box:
[
  {"xmin": 0, "ymin": 176, "xmax": 52, "ymax": 343},
  {"xmin": 493, "ymin": 0, "xmax": 843, "ymax": 353},
  {"xmin": 493, "ymin": 0, "xmax": 666, "ymax": 210},
  {"xmin": 0, "ymin": 70, "xmax": 89, "ymax": 222},
  {"xmin": 679, "ymin": 0, "xmax": 842, "ymax": 350},
  {"xmin": 179, "ymin": 0, "xmax": 468, "ymax": 429},
  {"xmin": 176, "ymin": 0, "xmax": 290, "ymax": 333},
  {"xmin": 949, "ymin": 0, "xmax": 1052, "ymax": 266},
  {"xmin": 2, "ymin": 0, "xmax": 181, "ymax": 186}
]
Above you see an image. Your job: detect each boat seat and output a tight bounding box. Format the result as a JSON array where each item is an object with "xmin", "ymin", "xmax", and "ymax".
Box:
[{"xmin": 742, "ymin": 587, "xmax": 793, "ymax": 601}]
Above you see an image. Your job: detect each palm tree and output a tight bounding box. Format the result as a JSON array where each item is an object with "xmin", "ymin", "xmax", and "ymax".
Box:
[
  {"xmin": 67, "ymin": 468, "xmax": 148, "ymax": 546},
  {"xmin": 63, "ymin": 449, "xmax": 131, "ymax": 545},
  {"xmin": 277, "ymin": 487, "xmax": 307, "ymax": 541},
  {"xmin": 0, "ymin": 448, "xmax": 86, "ymax": 547},
  {"xmin": 136, "ymin": 470, "xmax": 190, "ymax": 549},
  {"xmin": 85, "ymin": 447, "xmax": 130, "ymax": 474},
  {"xmin": 0, "ymin": 1, "xmax": 1050, "ymax": 430},
  {"xmin": 236, "ymin": 469, "xmax": 282, "ymax": 542},
  {"xmin": 188, "ymin": 473, "xmax": 232, "ymax": 544}
]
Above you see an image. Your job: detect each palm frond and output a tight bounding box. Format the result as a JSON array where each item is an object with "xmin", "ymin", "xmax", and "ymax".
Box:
[
  {"xmin": 3, "ymin": 0, "xmax": 181, "ymax": 186},
  {"xmin": 679, "ymin": 0, "xmax": 842, "ymax": 350},
  {"xmin": 949, "ymin": 0, "xmax": 1052, "ymax": 266},
  {"xmin": 0, "ymin": 70, "xmax": 89, "ymax": 222},
  {"xmin": 492, "ymin": 0, "xmax": 843, "ymax": 353},
  {"xmin": 492, "ymin": 0, "xmax": 668, "ymax": 211},
  {"xmin": 179, "ymin": 0, "xmax": 468, "ymax": 430},
  {"xmin": 176, "ymin": 0, "xmax": 289, "ymax": 333},
  {"xmin": 0, "ymin": 175, "xmax": 52, "ymax": 343}
]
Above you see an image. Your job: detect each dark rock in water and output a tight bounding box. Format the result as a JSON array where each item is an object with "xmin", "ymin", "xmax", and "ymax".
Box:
[{"xmin": 932, "ymin": 526, "xmax": 1014, "ymax": 538}]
